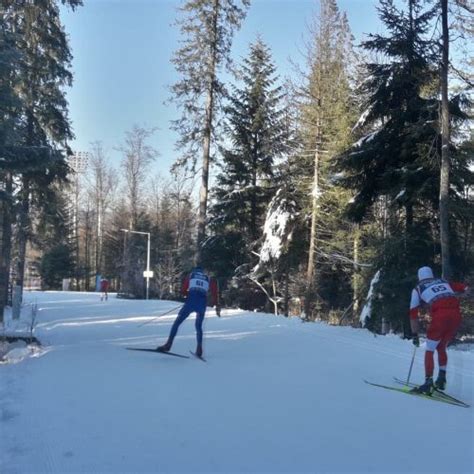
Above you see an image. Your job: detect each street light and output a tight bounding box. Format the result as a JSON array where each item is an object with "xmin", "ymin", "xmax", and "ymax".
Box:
[{"xmin": 120, "ymin": 229, "xmax": 152, "ymax": 300}]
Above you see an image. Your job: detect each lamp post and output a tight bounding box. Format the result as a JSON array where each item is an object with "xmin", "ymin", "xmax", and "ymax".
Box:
[{"xmin": 120, "ymin": 229, "xmax": 152, "ymax": 300}]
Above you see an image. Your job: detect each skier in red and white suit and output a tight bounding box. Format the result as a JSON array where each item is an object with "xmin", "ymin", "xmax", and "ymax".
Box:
[
  {"xmin": 100, "ymin": 278, "xmax": 110, "ymax": 301},
  {"xmin": 409, "ymin": 266, "xmax": 468, "ymax": 393}
]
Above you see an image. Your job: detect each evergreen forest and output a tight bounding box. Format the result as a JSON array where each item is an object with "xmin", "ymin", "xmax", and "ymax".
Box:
[{"xmin": 1, "ymin": 0, "xmax": 473, "ymax": 337}]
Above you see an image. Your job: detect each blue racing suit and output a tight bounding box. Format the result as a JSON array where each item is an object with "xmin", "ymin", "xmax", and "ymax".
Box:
[{"xmin": 168, "ymin": 269, "xmax": 211, "ymax": 346}]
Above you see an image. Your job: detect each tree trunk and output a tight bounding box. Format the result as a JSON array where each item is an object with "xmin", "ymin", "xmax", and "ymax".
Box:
[
  {"xmin": 1, "ymin": 173, "xmax": 13, "ymax": 308},
  {"xmin": 272, "ymin": 273, "xmax": 278, "ymax": 316},
  {"xmin": 250, "ymin": 161, "xmax": 257, "ymax": 241},
  {"xmin": 196, "ymin": 0, "xmax": 219, "ymax": 263},
  {"xmin": 283, "ymin": 268, "xmax": 289, "ymax": 317},
  {"xmin": 84, "ymin": 207, "xmax": 91, "ymax": 291},
  {"xmin": 0, "ymin": 199, "xmax": 8, "ymax": 324},
  {"xmin": 439, "ymin": 0, "xmax": 451, "ymax": 279},
  {"xmin": 305, "ymin": 149, "xmax": 318, "ymax": 300},
  {"xmin": 305, "ymin": 120, "xmax": 321, "ymax": 319},
  {"xmin": 196, "ymin": 90, "xmax": 213, "ymax": 262},
  {"xmin": 96, "ymin": 201, "xmax": 103, "ymax": 276},
  {"xmin": 405, "ymin": 203, "xmax": 414, "ymax": 232},
  {"xmin": 15, "ymin": 178, "xmax": 30, "ymax": 302},
  {"xmin": 352, "ymin": 224, "xmax": 361, "ymax": 320},
  {"xmin": 16, "ymin": 107, "xmax": 36, "ymax": 300}
]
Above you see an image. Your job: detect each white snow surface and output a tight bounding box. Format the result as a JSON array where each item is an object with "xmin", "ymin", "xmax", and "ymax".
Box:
[{"xmin": 0, "ymin": 291, "xmax": 473, "ymax": 474}]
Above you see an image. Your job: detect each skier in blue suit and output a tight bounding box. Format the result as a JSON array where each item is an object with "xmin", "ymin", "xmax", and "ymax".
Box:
[{"xmin": 157, "ymin": 266, "xmax": 219, "ymax": 357}]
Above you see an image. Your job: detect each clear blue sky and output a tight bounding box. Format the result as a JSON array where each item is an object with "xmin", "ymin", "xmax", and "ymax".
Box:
[{"xmin": 61, "ymin": 0, "xmax": 385, "ymax": 175}]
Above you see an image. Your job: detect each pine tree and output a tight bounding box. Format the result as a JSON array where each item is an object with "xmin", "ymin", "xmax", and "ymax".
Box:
[
  {"xmin": 170, "ymin": 0, "xmax": 250, "ymax": 262},
  {"xmin": 36, "ymin": 186, "xmax": 75, "ymax": 290},
  {"xmin": 0, "ymin": 8, "xmax": 22, "ymax": 321},
  {"xmin": 295, "ymin": 0, "xmax": 357, "ymax": 319},
  {"xmin": 4, "ymin": 0, "xmax": 82, "ymax": 305},
  {"xmin": 339, "ymin": 0, "xmax": 440, "ymax": 222},
  {"xmin": 206, "ymin": 38, "xmax": 287, "ymax": 280},
  {"xmin": 337, "ymin": 0, "xmax": 473, "ymax": 333}
]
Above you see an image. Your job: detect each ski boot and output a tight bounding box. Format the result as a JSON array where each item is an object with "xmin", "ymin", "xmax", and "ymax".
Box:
[
  {"xmin": 435, "ymin": 370, "xmax": 447, "ymax": 391},
  {"xmin": 195, "ymin": 345, "xmax": 203, "ymax": 358},
  {"xmin": 156, "ymin": 342, "xmax": 171, "ymax": 353},
  {"xmin": 411, "ymin": 377, "xmax": 434, "ymax": 395}
]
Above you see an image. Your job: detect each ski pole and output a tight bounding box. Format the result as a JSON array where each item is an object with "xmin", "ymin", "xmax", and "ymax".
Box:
[
  {"xmin": 138, "ymin": 304, "xmax": 182, "ymax": 328},
  {"xmin": 406, "ymin": 345, "xmax": 417, "ymax": 386}
]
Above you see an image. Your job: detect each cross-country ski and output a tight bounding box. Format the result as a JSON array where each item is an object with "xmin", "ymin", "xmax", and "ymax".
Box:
[
  {"xmin": 364, "ymin": 380, "xmax": 469, "ymax": 408},
  {"xmin": 190, "ymin": 350, "xmax": 207, "ymax": 362},
  {"xmin": 126, "ymin": 347, "xmax": 190, "ymax": 359},
  {"xmin": 392, "ymin": 377, "xmax": 470, "ymax": 407}
]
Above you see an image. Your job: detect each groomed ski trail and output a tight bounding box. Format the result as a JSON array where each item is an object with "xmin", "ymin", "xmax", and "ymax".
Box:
[{"xmin": 1, "ymin": 291, "xmax": 473, "ymax": 473}]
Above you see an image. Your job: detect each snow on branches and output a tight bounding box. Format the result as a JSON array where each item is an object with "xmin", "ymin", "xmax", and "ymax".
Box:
[
  {"xmin": 360, "ymin": 269, "xmax": 381, "ymax": 326},
  {"xmin": 252, "ymin": 189, "xmax": 297, "ymax": 276}
]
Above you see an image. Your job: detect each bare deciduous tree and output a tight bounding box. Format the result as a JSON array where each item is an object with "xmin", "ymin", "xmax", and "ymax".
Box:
[
  {"xmin": 87, "ymin": 142, "xmax": 117, "ymax": 276},
  {"xmin": 119, "ymin": 126, "xmax": 158, "ymax": 229}
]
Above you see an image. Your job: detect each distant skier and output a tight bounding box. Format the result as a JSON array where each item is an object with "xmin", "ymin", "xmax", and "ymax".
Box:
[
  {"xmin": 157, "ymin": 266, "xmax": 220, "ymax": 357},
  {"xmin": 409, "ymin": 266, "xmax": 468, "ymax": 394},
  {"xmin": 100, "ymin": 277, "xmax": 110, "ymax": 301}
]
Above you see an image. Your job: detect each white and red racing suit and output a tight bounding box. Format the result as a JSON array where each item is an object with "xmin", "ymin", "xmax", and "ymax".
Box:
[{"xmin": 409, "ymin": 279, "xmax": 467, "ymax": 377}]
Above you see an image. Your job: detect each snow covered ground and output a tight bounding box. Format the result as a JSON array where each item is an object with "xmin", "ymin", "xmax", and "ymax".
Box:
[{"xmin": 1, "ymin": 291, "xmax": 473, "ymax": 474}]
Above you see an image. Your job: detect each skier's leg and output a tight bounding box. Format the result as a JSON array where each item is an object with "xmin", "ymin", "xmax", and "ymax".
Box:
[
  {"xmin": 414, "ymin": 339, "xmax": 438, "ymax": 394},
  {"xmin": 436, "ymin": 338, "xmax": 448, "ymax": 370},
  {"xmin": 425, "ymin": 317, "xmax": 443, "ymax": 379},
  {"xmin": 435, "ymin": 313, "xmax": 461, "ymax": 388},
  {"xmin": 158, "ymin": 304, "xmax": 192, "ymax": 351},
  {"xmin": 194, "ymin": 308, "xmax": 206, "ymax": 356},
  {"xmin": 169, "ymin": 305, "xmax": 193, "ymax": 341},
  {"xmin": 424, "ymin": 348, "xmax": 436, "ymax": 378}
]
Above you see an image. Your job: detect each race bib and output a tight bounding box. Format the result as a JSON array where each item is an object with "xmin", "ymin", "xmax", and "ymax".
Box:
[
  {"xmin": 418, "ymin": 279, "xmax": 454, "ymax": 304},
  {"xmin": 189, "ymin": 273, "xmax": 209, "ymax": 293}
]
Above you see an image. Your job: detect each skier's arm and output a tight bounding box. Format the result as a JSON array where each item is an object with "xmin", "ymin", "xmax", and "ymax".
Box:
[
  {"xmin": 210, "ymin": 278, "xmax": 220, "ymax": 316},
  {"xmin": 409, "ymin": 289, "xmax": 420, "ymax": 345},
  {"xmin": 181, "ymin": 276, "xmax": 190, "ymax": 297},
  {"xmin": 409, "ymin": 289, "xmax": 420, "ymax": 320},
  {"xmin": 410, "ymin": 318, "xmax": 419, "ymax": 335},
  {"xmin": 450, "ymin": 282, "xmax": 469, "ymax": 297}
]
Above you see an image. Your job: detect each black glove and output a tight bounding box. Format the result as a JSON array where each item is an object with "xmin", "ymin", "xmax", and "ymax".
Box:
[{"xmin": 412, "ymin": 333, "xmax": 420, "ymax": 347}]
